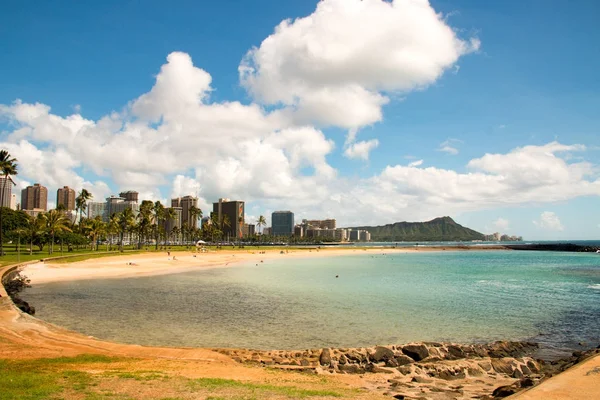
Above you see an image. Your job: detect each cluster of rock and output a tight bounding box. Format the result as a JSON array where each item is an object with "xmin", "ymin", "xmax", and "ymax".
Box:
[
  {"xmin": 216, "ymin": 341, "xmax": 549, "ymax": 399},
  {"xmin": 505, "ymin": 243, "xmax": 600, "ymax": 252}
]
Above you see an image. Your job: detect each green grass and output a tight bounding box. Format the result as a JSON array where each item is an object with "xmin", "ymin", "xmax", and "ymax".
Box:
[{"xmin": 189, "ymin": 378, "xmax": 343, "ymax": 398}]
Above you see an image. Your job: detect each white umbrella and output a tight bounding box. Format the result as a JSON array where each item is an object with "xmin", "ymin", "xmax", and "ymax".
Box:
[{"xmin": 196, "ymin": 240, "xmax": 207, "ymax": 244}]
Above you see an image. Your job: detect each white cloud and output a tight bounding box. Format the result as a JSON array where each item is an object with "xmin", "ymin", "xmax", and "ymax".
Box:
[
  {"xmin": 344, "ymin": 139, "xmax": 379, "ymax": 160},
  {"xmin": 240, "ymin": 0, "xmax": 479, "ymax": 134},
  {"xmin": 493, "ymin": 218, "xmax": 509, "ymax": 231},
  {"xmin": 408, "ymin": 159, "xmax": 424, "ymax": 167},
  {"xmin": 533, "ymin": 212, "xmax": 564, "ymax": 231},
  {"xmin": 438, "ymin": 138, "xmax": 461, "ymax": 155}
]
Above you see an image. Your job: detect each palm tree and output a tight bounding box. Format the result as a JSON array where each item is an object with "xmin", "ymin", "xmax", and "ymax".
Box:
[
  {"xmin": 152, "ymin": 201, "xmax": 164, "ymax": 250},
  {"xmin": 164, "ymin": 207, "xmax": 177, "ymax": 245},
  {"xmin": 116, "ymin": 208, "xmax": 135, "ymax": 252},
  {"xmin": 172, "ymin": 226, "xmax": 181, "ymax": 245},
  {"xmin": 257, "ymin": 215, "xmax": 266, "ymax": 234},
  {"xmin": 75, "ymin": 189, "xmax": 93, "ymax": 231},
  {"xmin": 137, "ymin": 200, "xmax": 153, "ymax": 249},
  {"xmin": 85, "ymin": 217, "xmax": 106, "ymax": 251},
  {"xmin": 107, "ymin": 214, "xmax": 119, "ymax": 251},
  {"xmin": 0, "ymin": 150, "xmax": 18, "ymax": 256},
  {"xmin": 43, "ymin": 209, "xmax": 72, "ymax": 254}
]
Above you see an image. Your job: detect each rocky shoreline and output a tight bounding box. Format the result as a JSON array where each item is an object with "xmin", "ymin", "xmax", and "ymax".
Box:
[
  {"xmin": 503, "ymin": 243, "xmax": 600, "ymax": 252},
  {"xmin": 215, "ymin": 341, "xmax": 600, "ymax": 399}
]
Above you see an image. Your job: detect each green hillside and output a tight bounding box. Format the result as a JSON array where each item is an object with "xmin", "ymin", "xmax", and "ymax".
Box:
[{"xmin": 350, "ymin": 216, "xmax": 485, "ymax": 242}]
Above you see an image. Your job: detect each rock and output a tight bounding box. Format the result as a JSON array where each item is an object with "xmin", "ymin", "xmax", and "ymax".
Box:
[
  {"xmin": 395, "ymin": 355, "xmax": 415, "ymax": 366},
  {"xmin": 300, "ymin": 359, "xmax": 310, "ymax": 367},
  {"xmin": 339, "ymin": 364, "xmax": 364, "ymax": 374},
  {"xmin": 369, "ymin": 346, "xmax": 395, "ymax": 362},
  {"xmin": 12, "ymin": 297, "xmax": 35, "ymax": 315},
  {"xmin": 319, "ymin": 348, "xmax": 332, "ymax": 366},
  {"xmin": 338, "ymin": 354, "xmax": 348, "ymax": 365},
  {"xmin": 402, "ymin": 344, "xmax": 430, "ymax": 361},
  {"xmin": 346, "ymin": 350, "xmax": 367, "ymax": 363},
  {"xmin": 512, "ymin": 368, "xmax": 524, "ymax": 379},
  {"xmin": 397, "ymin": 366, "xmax": 413, "ymax": 375},
  {"xmin": 492, "ymin": 384, "xmax": 518, "ymax": 398},
  {"xmin": 412, "ymin": 376, "xmax": 433, "ymax": 384},
  {"xmin": 467, "ymin": 367, "xmax": 485, "ymax": 377},
  {"xmin": 371, "ymin": 365, "xmax": 395, "ymax": 374},
  {"xmin": 478, "ymin": 360, "xmax": 493, "ymax": 372},
  {"xmin": 438, "ymin": 369, "xmax": 466, "ymax": 381},
  {"xmin": 385, "ymin": 358, "xmax": 399, "ymax": 367},
  {"xmin": 520, "ymin": 365, "xmax": 532, "ymax": 375},
  {"xmin": 491, "ymin": 358, "xmax": 516, "ymax": 375},
  {"xmin": 526, "ymin": 359, "xmax": 540, "ymax": 373},
  {"xmin": 447, "ymin": 345, "xmax": 465, "ymax": 359},
  {"xmin": 523, "ymin": 378, "xmax": 536, "ymax": 388}
]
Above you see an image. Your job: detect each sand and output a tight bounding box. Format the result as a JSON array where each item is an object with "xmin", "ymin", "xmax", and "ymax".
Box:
[{"xmin": 22, "ymin": 247, "xmax": 416, "ymax": 284}]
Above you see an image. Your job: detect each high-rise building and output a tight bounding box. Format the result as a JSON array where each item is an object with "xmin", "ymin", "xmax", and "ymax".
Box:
[
  {"xmin": 21, "ymin": 183, "xmax": 48, "ymax": 211},
  {"xmin": 171, "ymin": 196, "xmax": 199, "ymax": 229},
  {"xmin": 0, "ymin": 175, "xmax": 15, "ymax": 208},
  {"xmin": 10, "ymin": 193, "xmax": 17, "ymax": 210},
  {"xmin": 56, "ymin": 186, "xmax": 76, "ymax": 211},
  {"xmin": 119, "ymin": 191, "xmax": 139, "ymax": 203},
  {"xmin": 105, "ymin": 195, "xmax": 139, "ymax": 219},
  {"xmin": 302, "ymin": 219, "xmax": 336, "ymax": 230},
  {"xmin": 212, "ymin": 198, "xmax": 245, "ymax": 239},
  {"xmin": 271, "ymin": 211, "xmax": 294, "ymax": 237},
  {"xmin": 242, "ymin": 223, "xmax": 255, "ymax": 237},
  {"xmin": 163, "ymin": 207, "xmax": 183, "ymax": 235},
  {"xmin": 87, "ymin": 202, "xmax": 107, "ymax": 221}
]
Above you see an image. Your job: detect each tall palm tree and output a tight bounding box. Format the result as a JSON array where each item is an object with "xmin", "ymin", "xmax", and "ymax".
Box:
[
  {"xmin": 43, "ymin": 209, "xmax": 72, "ymax": 254},
  {"xmin": 257, "ymin": 215, "xmax": 266, "ymax": 234},
  {"xmin": 75, "ymin": 189, "xmax": 93, "ymax": 231},
  {"xmin": 85, "ymin": 217, "xmax": 106, "ymax": 251},
  {"xmin": 172, "ymin": 226, "xmax": 181, "ymax": 245},
  {"xmin": 107, "ymin": 214, "xmax": 119, "ymax": 251},
  {"xmin": 116, "ymin": 208, "xmax": 135, "ymax": 252},
  {"xmin": 137, "ymin": 200, "xmax": 153, "ymax": 249},
  {"xmin": 20, "ymin": 216, "xmax": 44, "ymax": 255},
  {"xmin": 0, "ymin": 150, "xmax": 18, "ymax": 256},
  {"xmin": 165, "ymin": 207, "xmax": 177, "ymax": 244},
  {"xmin": 152, "ymin": 201, "xmax": 164, "ymax": 250}
]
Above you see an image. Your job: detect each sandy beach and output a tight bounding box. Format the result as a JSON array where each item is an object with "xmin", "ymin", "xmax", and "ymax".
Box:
[{"xmin": 22, "ymin": 247, "xmax": 424, "ymax": 284}]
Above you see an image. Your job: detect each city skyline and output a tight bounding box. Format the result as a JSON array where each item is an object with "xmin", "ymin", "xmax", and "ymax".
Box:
[{"xmin": 1, "ymin": 0, "xmax": 599, "ymax": 239}]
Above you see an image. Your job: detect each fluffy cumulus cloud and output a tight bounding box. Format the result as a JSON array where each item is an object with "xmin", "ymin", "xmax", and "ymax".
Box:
[
  {"xmin": 533, "ymin": 212, "xmax": 564, "ymax": 231},
  {"xmin": 240, "ymin": 0, "xmax": 480, "ymax": 144},
  {"xmin": 344, "ymin": 139, "xmax": 380, "ymax": 160}
]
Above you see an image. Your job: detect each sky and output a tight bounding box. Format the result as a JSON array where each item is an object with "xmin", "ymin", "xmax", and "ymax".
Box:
[{"xmin": 0, "ymin": 0, "xmax": 599, "ymax": 239}]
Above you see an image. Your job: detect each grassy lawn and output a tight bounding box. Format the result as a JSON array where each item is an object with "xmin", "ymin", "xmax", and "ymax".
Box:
[{"xmin": 0, "ymin": 355, "xmax": 368, "ymax": 400}]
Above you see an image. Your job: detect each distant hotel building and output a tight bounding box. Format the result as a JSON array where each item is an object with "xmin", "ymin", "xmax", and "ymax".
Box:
[
  {"xmin": 242, "ymin": 223, "xmax": 255, "ymax": 237},
  {"xmin": 272, "ymin": 211, "xmax": 294, "ymax": 237},
  {"xmin": 87, "ymin": 202, "xmax": 106, "ymax": 220},
  {"xmin": 105, "ymin": 195, "xmax": 139, "ymax": 219},
  {"xmin": 0, "ymin": 175, "xmax": 16, "ymax": 209},
  {"xmin": 21, "ymin": 183, "xmax": 48, "ymax": 211},
  {"xmin": 347, "ymin": 229, "xmax": 371, "ymax": 242},
  {"xmin": 57, "ymin": 186, "xmax": 76, "ymax": 211},
  {"xmin": 171, "ymin": 195, "xmax": 199, "ymax": 229},
  {"xmin": 213, "ymin": 198, "xmax": 245, "ymax": 239},
  {"xmin": 302, "ymin": 219, "xmax": 336, "ymax": 230},
  {"xmin": 163, "ymin": 206, "xmax": 183, "ymax": 234},
  {"xmin": 119, "ymin": 191, "xmax": 139, "ymax": 203}
]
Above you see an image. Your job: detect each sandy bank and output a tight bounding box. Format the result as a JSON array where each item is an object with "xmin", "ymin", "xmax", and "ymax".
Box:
[
  {"xmin": 22, "ymin": 245, "xmax": 509, "ymax": 285},
  {"xmin": 22, "ymin": 247, "xmax": 442, "ymax": 284}
]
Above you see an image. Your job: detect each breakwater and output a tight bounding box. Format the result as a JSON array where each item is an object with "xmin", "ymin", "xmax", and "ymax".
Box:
[{"xmin": 504, "ymin": 243, "xmax": 600, "ymax": 252}]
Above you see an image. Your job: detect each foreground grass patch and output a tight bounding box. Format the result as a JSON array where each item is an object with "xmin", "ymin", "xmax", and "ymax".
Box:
[{"xmin": 189, "ymin": 377, "xmax": 343, "ymax": 398}]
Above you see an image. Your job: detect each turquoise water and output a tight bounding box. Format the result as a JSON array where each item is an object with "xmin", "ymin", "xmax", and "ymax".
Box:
[{"xmin": 21, "ymin": 251, "xmax": 600, "ymax": 353}]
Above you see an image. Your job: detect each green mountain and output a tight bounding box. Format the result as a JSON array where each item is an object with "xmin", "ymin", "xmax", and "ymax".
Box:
[{"xmin": 350, "ymin": 216, "xmax": 485, "ymax": 242}]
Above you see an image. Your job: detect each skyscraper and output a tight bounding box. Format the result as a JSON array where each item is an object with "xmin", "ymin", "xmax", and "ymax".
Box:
[
  {"xmin": 21, "ymin": 183, "xmax": 48, "ymax": 211},
  {"xmin": 272, "ymin": 211, "xmax": 294, "ymax": 237},
  {"xmin": 0, "ymin": 175, "xmax": 15, "ymax": 208},
  {"xmin": 57, "ymin": 186, "xmax": 76, "ymax": 211},
  {"xmin": 119, "ymin": 191, "xmax": 139, "ymax": 203},
  {"xmin": 171, "ymin": 196, "xmax": 199, "ymax": 229},
  {"xmin": 212, "ymin": 198, "xmax": 245, "ymax": 239}
]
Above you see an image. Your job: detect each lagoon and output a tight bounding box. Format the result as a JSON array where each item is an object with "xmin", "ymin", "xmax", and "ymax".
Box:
[{"xmin": 21, "ymin": 250, "xmax": 600, "ymax": 355}]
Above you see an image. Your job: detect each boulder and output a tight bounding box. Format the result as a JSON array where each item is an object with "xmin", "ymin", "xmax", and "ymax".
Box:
[
  {"xmin": 491, "ymin": 358, "xmax": 517, "ymax": 375},
  {"xmin": 447, "ymin": 345, "xmax": 465, "ymax": 359},
  {"xmin": 339, "ymin": 364, "xmax": 364, "ymax": 374},
  {"xmin": 369, "ymin": 346, "xmax": 395, "ymax": 362},
  {"xmin": 319, "ymin": 348, "xmax": 332, "ymax": 366},
  {"xmin": 402, "ymin": 344, "xmax": 429, "ymax": 361},
  {"xmin": 394, "ymin": 355, "xmax": 414, "ymax": 366},
  {"xmin": 492, "ymin": 384, "xmax": 519, "ymax": 398}
]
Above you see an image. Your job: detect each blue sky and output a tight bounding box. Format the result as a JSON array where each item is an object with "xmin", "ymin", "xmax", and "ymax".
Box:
[{"xmin": 1, "ymin": 0, "xmax": 599, "ymax": 239}]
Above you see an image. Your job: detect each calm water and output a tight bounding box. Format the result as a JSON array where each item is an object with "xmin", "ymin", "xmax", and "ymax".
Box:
[{"xmin": 21, "ymin": 251, "xmax": 600, "ymax": 355}]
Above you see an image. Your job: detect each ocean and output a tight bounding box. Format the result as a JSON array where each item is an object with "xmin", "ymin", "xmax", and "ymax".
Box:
[{"xmin": 20, "ymin": 250, "xmax": 600, "ymax": 357}]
